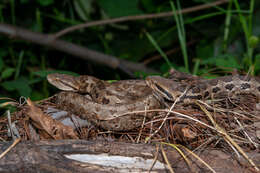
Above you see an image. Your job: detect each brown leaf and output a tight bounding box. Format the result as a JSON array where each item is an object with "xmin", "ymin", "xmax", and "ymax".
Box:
[
  {"xmin": 182, "ymin": 127, "xmax": 197, "ymax": 139},
  {"xmin": 26, "ymin": 98, "xmax": 78, "ymax": 139}
]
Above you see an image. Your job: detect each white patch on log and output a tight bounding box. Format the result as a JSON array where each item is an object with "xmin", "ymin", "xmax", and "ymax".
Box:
[{"xmin": 65, "ymin": 153, "xmax": 166, "ymax": 170}]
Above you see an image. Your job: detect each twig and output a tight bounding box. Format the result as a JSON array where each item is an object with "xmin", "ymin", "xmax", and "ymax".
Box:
[
  {"xmin": 0, "ymin": 138, "xmax": 21, "ymax": 159},
  {"xmin": 234, "ymin": 117, "xmax": 258, "ymax": 148},
  {"xmin": 177, "ymin": 144, "xmax": 216, "ymax": 173},
  {"xmin": 113, "ymin": 109, "xmax": 216, "ymax": 131},
  {"xmin": 160, "ymin": 144, "xmax": 175, "ymax": 173},
  {"xmin": 196, "ymin": 102, "xmax": 259, "ymax": 171},
  {"xmin": 136, "ymin": 105, "xmax": 147, "ymax": 143},
  {"xmin": 0, "ymin": 23, "xmax": 156, "ymax": 75},
  {"xmin": 197, "ymin": 100, "xmax": 259, "ymax": 120},
  {"xmin": 54, "ymin": 0, "xmax": 229, "ymax": 38},
  {"xmin": 148, "ymin": 144, "xmax": 160, "ymax": 173},
  {"xmin": 162, "ymin": 143, "xmax": 194, "ymax": 172},
  {"xmin": 145, "ymin": 86, "xmax": 190, "ymax": 142}
]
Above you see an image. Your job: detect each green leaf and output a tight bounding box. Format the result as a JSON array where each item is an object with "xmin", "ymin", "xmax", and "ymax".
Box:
[
  {"xmin": 1, "ymin": 67, "xmax": 15, "ymax": 79},
  {"xmin": 73, "ymin": 0, "xmax": 94, "ymax": 21},
  {"xmin": 36, "ymin": 0, "xmax": 54, "ymax": 6},
  {"xmin": 1, "ymin": 77, "xmax": 31, "ymax": 97},
  {"xmin": 98, "ymin": 0, "xmax": 143, "ymax": 18},
  {"xmin": 215, "ymin": 55, "xmax": 241, "ymax": 69},
  {"xmin": 201, "ymin": 54, "xmax": 241, "ymax": 69}
]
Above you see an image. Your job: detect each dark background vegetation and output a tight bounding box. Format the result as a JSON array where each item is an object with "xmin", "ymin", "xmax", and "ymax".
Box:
[{"xmin": 0, "ymin": 0, "xmax": 259, "ymax": 101}]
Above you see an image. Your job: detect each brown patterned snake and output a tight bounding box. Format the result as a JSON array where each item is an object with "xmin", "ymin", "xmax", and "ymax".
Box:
[
  {"xmin": 47, "ymin": 73, "xmax": 161, "ymax": 131},
  {"xmin": 47, "ymin": 73, "xmax": 260, "ymax": 131},
  {"xmin": 146, "ymin": 75, "xmax": 260, "ymax": 103}
]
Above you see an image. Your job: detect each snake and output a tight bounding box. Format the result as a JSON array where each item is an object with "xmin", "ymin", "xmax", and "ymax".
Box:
[
  {"xmin": 47, "ymin": 73, "xmax": 260, "ymax": 131},
  {"xmin": 47, "ymin": 73, "xmax": 161, "ymax": 131},
  {"xmin": 146, "ymin": 75, "xmax": 260, "ymax": 103}
]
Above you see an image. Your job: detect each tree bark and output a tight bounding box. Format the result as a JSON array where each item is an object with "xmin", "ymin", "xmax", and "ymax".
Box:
[{"xmin": 0, "ymin": 140, "xmax": 258, "ymax": 173}]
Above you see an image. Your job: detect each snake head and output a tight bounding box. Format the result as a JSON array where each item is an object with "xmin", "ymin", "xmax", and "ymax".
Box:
[
  {"xmin": 47, "ymin": 73, "xmax": 80, "ymax": 92},
  {"xmin": 146, "ymin": 76, "xmax": 184, "ymax": 102}
]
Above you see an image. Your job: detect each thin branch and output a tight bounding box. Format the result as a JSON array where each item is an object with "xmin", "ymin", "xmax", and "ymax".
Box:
[
  {"xmin": 0, "ymin": 23, "xmax": 157, "ymax": 75},
  {"xmin": 54, "ymin": 0, "xmax": 229, "ymax": 39}
]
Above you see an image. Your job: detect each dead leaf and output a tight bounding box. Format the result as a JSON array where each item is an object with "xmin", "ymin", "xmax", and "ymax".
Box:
[
  {"xmin": 26, "ymin": 98, "xmax": 78, "ymax": 140},
  {"xmin": 182, "ymin": 127, "xmax": 197, "ymax": 139}
]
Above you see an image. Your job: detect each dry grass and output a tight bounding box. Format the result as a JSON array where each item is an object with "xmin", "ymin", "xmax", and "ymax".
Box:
[{"xmin": 0, "ymin": 93, "xmax": 259, "ymax": 171}]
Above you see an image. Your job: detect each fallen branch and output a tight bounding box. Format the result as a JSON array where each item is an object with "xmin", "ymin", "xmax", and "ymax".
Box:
[
  {"xmin": 0, "ymin": 23, "xmax": 157, "ymax": 76},
  {"xmin": 0, "ymin": 140, "xmax": 258, "ymax": 173}
]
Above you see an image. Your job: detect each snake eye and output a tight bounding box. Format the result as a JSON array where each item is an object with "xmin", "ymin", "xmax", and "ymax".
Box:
[{"xmin": 155, "ymin": 83, "xmax": 174, "ymax": 101}]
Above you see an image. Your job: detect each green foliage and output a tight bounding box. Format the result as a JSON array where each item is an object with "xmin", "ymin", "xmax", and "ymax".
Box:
[
  {"xmin": 202, "ymin": 54, "xmax": 242, "ymax": 69},
  {"xmin": 145, "ymin": 31, "xmax": 173, "ymax": 70},
  {"xmin": 1, "ymin": 67, "xmax": 15, "ymax": 79},
  {"xmin": 1, "ymin": 77, "xmax": 31, "ymax": 97},
  {"xmin": 170, "ymin": 0, "xmax": 189, "ymax": 72},
  {"xmin": 0, "ymin": 0, "xmax": 259, "ymax": 102},
  {"xmin": 36, "ymin": 0, "xmax": 54, "ymax": 6},
  {"xmin": 73, "ymin": 0, "xmax": 94, "ymax": 21},
  {"xmin": 97, "ymin": 0, "xmax": 143, "ymax": 17}
]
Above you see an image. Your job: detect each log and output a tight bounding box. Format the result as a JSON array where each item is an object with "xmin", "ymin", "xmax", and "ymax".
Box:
[{"xmin": 0, "ymin": 140, "xmax": 259, "ymax": 173}]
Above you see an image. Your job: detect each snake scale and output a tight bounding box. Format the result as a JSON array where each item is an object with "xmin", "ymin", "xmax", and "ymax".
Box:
[{"xmin": 47, "ymin": 73, "xmax": 260, "ymax": 131}]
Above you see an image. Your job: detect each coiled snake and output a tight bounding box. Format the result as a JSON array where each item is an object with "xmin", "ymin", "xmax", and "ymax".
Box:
[{"xmin": 47, "ymin": 73, "xmax": 260, "ymax": 131}]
